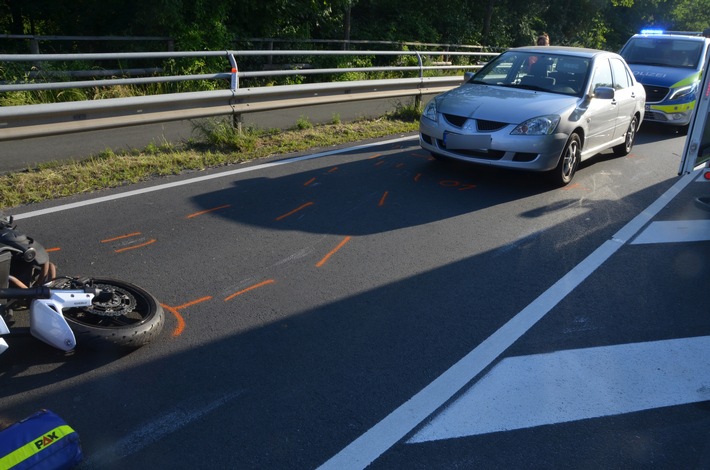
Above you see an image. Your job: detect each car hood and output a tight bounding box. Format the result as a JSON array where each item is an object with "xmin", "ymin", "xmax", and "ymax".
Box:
[
  {"xmin": 627, "ymin": 64, "xmax": 700, "ymax": 86},
  {"xmin": 436, "ymin": 84, "xmax": 579, "ymax": 123}
]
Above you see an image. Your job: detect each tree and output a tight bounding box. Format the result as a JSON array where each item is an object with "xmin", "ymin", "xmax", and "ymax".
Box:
[{"xmin": 671, "ymin": 0, "xmax": 710, "ymax": 32}]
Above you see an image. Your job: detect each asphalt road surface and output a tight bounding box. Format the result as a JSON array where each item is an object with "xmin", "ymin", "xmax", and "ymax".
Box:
[{"xmin": 2, "ymin": 123, "xmax": 710, "ymax": 469}]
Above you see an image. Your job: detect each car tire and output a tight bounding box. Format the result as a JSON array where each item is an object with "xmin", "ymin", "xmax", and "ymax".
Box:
[
  {"xmin": 613, "ymin": 115, "xmax": 638, "ymax": 156},
  {"xmin": 550, "ymin": 133, "xmax": 580, "ymax": 186}
]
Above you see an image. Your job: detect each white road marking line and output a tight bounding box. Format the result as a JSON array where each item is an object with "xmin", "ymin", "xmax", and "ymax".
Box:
[
  {"xmin": 12, "ymin": 136, "xmax": 416, "ymax": 220},
  {"xmin": 631, "ymin": 220, "xmax": 710, "ymax": 244},
  {"xmin": 317, "ymin": 170, "xmax": 699, "ymax": 470},
  {"xmin": 408, "ymin": 336, "xmax": 710, "ymax": 442}
]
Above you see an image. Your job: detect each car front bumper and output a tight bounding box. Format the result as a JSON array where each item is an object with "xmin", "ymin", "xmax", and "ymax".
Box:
[
  {"xmin": 419, "ymin": 118, "xmax": 568, "ymax": 172},
  {"xmin": 644, "ymin": 102, "xmax": 695, "ymax": 126}
]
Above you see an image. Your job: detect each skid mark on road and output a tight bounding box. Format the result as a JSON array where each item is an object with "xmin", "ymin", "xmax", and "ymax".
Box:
[
  {"xmin": 100, "ymin": 232, "xmax": 157, "ymax": 253},
  {"xmin": 82, "ymin": 390, "xmax": 243, "ymax": 469}
]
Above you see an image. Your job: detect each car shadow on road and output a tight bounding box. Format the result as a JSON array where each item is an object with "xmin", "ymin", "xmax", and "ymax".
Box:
[{"xmin": 186, "ymin": 140, "xmax": 560, "ymax": 238}]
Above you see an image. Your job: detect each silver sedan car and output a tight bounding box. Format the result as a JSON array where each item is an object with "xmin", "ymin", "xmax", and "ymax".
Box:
[{"xmin": 419, "ymin": 46, "xmax": 646, "ymax": 185}]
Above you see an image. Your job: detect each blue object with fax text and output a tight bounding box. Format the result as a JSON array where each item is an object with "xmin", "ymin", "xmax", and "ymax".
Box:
[{"xmin": 0, "ymin": 410, "xmax": 83, "ymax": 469}]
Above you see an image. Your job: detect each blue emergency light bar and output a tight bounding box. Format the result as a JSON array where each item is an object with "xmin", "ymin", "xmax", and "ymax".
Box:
[{"xmin": 640, "ymin": 29, "xmax": 665, "ymax": 35}]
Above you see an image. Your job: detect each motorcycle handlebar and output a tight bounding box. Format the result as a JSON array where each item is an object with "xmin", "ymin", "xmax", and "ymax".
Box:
[{"xmin": 0, "ymin": 286, "xmax": 51, "ymax": 300}]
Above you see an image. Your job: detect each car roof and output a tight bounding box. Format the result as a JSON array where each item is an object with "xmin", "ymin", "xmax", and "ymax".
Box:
[{"xmin": 509, "ymin": 45, "xmax": 615, "ymax": 59}]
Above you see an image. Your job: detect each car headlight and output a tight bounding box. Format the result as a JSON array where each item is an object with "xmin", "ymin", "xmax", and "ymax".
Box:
[
  {"xmin": 668, "ymin": 82, "xmax": 699, "ymax": 101},
  {"xmin": 422, "ymin": 99, "xmax": 438, "ymax": 121},
  {"xmin": 511, "ymin": 115, "xmax": 560, "ymax": 135}
]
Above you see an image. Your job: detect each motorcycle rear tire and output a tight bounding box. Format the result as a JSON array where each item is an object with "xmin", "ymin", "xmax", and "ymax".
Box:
[{"xmin": 50, "ymin": 277, "xmax": 164, "ymax": 351}]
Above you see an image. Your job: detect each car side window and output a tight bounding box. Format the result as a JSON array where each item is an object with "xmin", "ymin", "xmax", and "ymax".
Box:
[
  {"xmin": 591, "ymin": 59, "xmax": 613, "ymax": 93},
  {"xmin": 610, "ymin": 58, "xmax": 632, "ymax": 90}
]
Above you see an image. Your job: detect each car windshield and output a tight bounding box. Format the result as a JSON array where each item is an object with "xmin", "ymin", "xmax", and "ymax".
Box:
[
  {"xmin": 470, "ymin": 51, "xmax": 591, "ymax": 96},
  {"xmin": 620, "ymin": 37, "xmax": 703, "ymax": 69}
]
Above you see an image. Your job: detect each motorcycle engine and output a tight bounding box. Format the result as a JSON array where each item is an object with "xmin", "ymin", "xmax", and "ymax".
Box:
[{"xmin": 0, "ymin": 216, "xmax": 50, "ymax": 287}]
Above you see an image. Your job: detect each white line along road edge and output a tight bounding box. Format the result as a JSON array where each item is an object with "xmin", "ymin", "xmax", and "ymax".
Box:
[{"xmin": 11, "ymin": 136, "xmax": 416, "ymax": 221}]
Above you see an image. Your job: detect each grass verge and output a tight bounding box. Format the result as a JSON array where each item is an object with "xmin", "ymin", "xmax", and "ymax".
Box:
[{"xmin": 0, "ymin": 112, "xmax": 420, "ymax": 211}]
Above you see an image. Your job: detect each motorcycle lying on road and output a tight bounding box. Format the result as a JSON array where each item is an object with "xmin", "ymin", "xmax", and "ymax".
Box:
[{"xmin": 0, "ymin": 214, "xmax": 164, "ymax": 355}]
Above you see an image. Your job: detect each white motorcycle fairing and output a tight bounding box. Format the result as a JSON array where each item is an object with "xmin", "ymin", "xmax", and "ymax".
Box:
[
  {"xmin": 0, "ymin": 314, "xmax": 9, "ymax": 355},
  {"xmin": 29, "ymin": 290, "xmax": 93, "ymax": 352}
]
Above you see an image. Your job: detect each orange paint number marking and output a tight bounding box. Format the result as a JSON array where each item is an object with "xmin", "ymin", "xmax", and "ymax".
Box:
[
  {"xmin": 225, "ymin": 279, "xmax": 276, "ymax": 301},
  {"xmin": 163, "ymin": 296, "xmax": 212, "ymax": 337},
  {"xmin": 186, "ymin": 204, "xmax": 231, "ymax": 219},
  {"xmin": 101, "ymin": 232, "xmax": 141, "ymax": 243},
  {"xmin": 275, "ymin": 202, "xmax": 314, "ymax": 221},
  {"xmin": 114, "ymin": 239, "xmax": 157, "ymax": 253},
  {"xmin": 378, "ymin": 191, "xmax": 389, "ymax": 207},
  {"xmin": 316, "ymin": 236, "xmax": 352, "ymax": 267}
]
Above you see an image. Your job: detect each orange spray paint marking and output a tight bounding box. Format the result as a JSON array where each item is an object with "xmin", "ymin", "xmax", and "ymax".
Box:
[
  {"xmin": 328, "ymin": 167, "xmax": 339, "ymax": 173},
  {"xmin": 316, "ymin": 236, "xmax": 352, "ymax": 267},
  {"xmin": 375, "ymin": 160, "xmax": 386, "ymax": 167},
  {"xmin": 186, "ymin": 204, "xmax": 231, "ymax": 219},
  {"xmin": 101, "ymin": 232, "xmax": 141, "ymax": 243},
  {"xmin": 378, "ymin": 191, "xmax": 389, "ymax": 207},
  {"xmin": 396, "ymin": 163, "xmax": 405, "ymax": 168},
  {"xmin": 304, "ymin": 177, "xmax": 316, "ymax": 186},
  {"xmin": 114, "ymin": 239, "xmax": 157, "ymax": 253},
  {"xmin": 414, "ymin": 173, "xmax": 422, "ymax": 182},
  {"xmin": 162, "ymin": 296, "xmax": 212, "ymax": 337},
  {"xmin": 46, "ymin": 247, "xmax": 61, "ymax": 253},
  {"xmin": 224, "ymin": 279, "xmax": 275, "ymax": 301},
  {"xmin": 368, "ymin": 153, "xmax": 382, "ymax": 159},
  {"xmin": 275, "ymin": 202, "xmax": 314, "ymax": 221},
  {"xmin": 162, "ymin": 304, "xmax": 186, "ymax": 337}
]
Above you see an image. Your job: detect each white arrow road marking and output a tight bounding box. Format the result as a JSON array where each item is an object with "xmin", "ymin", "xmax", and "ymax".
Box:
[
  {"xmin": 409, "ymin": 336, "xmax": 710, "ymax": 443},
  {"xmin": 631, "ymin": 220, "xmax": 710, "ymax": 244}
]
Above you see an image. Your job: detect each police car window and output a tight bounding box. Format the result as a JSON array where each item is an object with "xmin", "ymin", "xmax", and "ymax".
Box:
[
  {"xmin": 591, "ymin": 59, "xmax": 613, "ymax": 91},
  {"xmin": 623, "ymin": 38, "xmax": 703, "ymax": 68}
]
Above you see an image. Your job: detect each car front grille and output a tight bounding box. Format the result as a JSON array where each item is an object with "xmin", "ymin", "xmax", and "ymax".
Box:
[
  {"xmin": 443, "ymin": 113, "xmax": 468, "ymax": 127},
  {"xmin": 442, "ymin": 114, "xmax": 507, "ymax": 132},
  {"xmin": 642, "ymin": 84, "xmax": 669, "ymax": 103},
  {"xmin": 476, "ymin": 120, "xmax": 507, "ymax": 131}
]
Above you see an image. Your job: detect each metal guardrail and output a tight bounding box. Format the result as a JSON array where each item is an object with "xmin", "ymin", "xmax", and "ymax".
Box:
[{"xmin": 0, "ymin": 49, "xmax": 496, "ymax": 141}]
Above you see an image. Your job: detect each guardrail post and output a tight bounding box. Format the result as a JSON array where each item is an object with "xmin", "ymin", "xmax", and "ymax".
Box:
[
  {"xmin": 228, "ymin": 53, "xmax": 239, "ymax": 91},
  {"xmin": 233, "ymin": 113, "xmax": 243, "ymax": 135},
  {"xmin": 415, "ymin": 51, "xmax": 424, "ymax": 110}
]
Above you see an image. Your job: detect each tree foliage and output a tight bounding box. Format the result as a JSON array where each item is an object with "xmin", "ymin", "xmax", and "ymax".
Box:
[{"xmin": 2, "ymin": 0, "xmax": 710, "ymax": 52}]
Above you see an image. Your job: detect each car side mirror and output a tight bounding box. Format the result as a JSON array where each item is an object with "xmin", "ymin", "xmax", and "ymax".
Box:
[
  {"xmin": 593, "ymin": 86, "xmax": 615, "ymax": 100},
  {"xmin": 464, "ymin": 72, "xmax": 475, "ymax": 82}
]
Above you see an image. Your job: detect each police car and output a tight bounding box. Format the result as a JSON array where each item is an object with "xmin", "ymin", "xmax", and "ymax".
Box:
[{"xmin": 619, "ymin": 30, "xmax": 710, "ymax": 129}]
